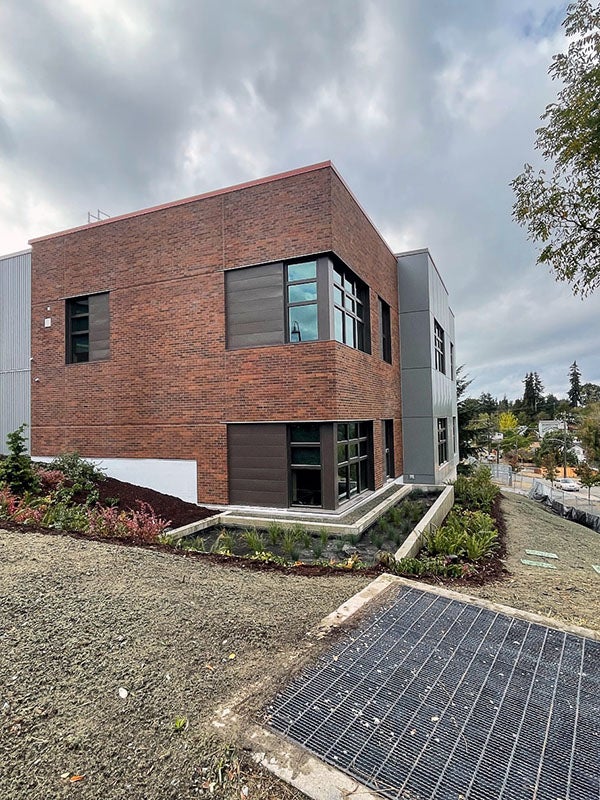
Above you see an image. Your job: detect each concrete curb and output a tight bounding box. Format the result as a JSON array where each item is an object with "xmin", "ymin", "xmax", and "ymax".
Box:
[{"xmin": 394, "ymin": 484, "xmax": 454, "ymax": 560}]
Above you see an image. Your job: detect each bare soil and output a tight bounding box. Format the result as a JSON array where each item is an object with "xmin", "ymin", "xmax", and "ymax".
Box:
[
  {"xmin": 455, "ymin": 490, "xmax": 600, "ymax": 631},
  {"xmin": 0, "ymin": 528, "xmax": 370, "ymax": 799}
]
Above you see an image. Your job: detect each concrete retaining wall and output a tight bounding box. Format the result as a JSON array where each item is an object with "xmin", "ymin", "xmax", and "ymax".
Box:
[{"xmin": 394, "ymin": 484, "xmax": 454, "ymax": 560}]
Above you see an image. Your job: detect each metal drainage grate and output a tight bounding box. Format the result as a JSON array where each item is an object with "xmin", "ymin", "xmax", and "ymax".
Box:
[{"xmin": 266, "ymin": 585, "xmax": 600, "ymax": 800}]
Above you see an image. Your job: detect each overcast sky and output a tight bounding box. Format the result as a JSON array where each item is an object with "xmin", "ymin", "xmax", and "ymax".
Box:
[{"xmin": 1, "ymin": 0, "xmax": 598, "ymax": 400}]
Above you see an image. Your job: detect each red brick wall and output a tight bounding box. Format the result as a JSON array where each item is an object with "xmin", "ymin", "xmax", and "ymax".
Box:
[{"xmin": 31, "ymin": 164, "xmax": 404, "ymax": 505}]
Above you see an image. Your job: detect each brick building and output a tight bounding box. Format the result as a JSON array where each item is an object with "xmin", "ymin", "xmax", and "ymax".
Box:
[{"xmin": 1, "ymin": 161, "xmax": 457, "ymax": 508}]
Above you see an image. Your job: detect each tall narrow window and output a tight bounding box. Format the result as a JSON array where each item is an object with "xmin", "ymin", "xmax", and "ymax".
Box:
[
  {"xmin": 437, "ymin": 418, "xmax": 448, "ymax": 465},
  {"xmin": 452, "ymin": 416, "xmax": 457, "ymax": 454},
  {"xmin": 289, "ymin": 423, "xmax": 321, "ymax": 505},
  {"xmin": 286, "ymin": 261, "xmax": 318, "ymax": 342},
  {"xmin": 434, "ymin": 320, "xmax": 445, "ymax": 373},
  {"xmin": 450, "ymin": 342, "xmax": 455, "ymax": 380},
  {"xmin": 337, "ymin": 422, "xmax": 370, "ymax": 502},
  {"xmin": 66, "ymin": 293, "xmax": 110, "ymax": 364},
  {"xmin": 333, "ymin": 264, "xmax": 368, "ymax": 352},
  {"xmin": 384, "ymin": 419, "xmax": 394, "ymax": 478},
  {"xmin": 379, "ymin": 298, "xmax": 392, "ymax": 363}
]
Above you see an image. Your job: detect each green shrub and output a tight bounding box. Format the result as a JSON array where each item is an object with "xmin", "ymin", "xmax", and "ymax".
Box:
[
  {"xmin": 49, "ymin": 452, "xmax": 106, "ymax": 495},
  {"xmin": 423, "ymin": 509, "xmax": 498, "ymax": 562},
  {"xmin": 453, "ymin": 466, "xmax": 499, "ymax": 512},
  {"xmin": 312, "ymin": 541, "xmax": 324, "ymax": 558},
  {"xmin": 319, "ymin": 528, "xmax": 328, "ymax": 547},
  {"xmin": 42, "ymin": 501, "xmax": 89, "ymax": 531},
  {"xmin": 0, "ymin": 425, "xmax": 40, "ymax": 496}
]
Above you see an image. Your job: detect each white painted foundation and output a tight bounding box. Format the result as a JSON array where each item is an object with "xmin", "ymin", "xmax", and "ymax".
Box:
[{"xmin": 34, "ymin": 456, "xmax": 198, "ymax": 504}]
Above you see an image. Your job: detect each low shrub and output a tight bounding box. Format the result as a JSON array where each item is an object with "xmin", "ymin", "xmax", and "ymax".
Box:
[
  {"xmin": 423, "ymin": 509, "xmax": 498, "ymax": 562},
  {"xmin": 87, "ymin": 501, "xmax": 169, "ymax": 543},
  {"xmin": 453, "ymin": 466, "xmax": 499, "ymax": 513},
  {"xmin": 49, "ymin": 452, "xmax": 106, "ymax": 495},
  {"xmin": 36, "ymin": 468, "xmax": 66, "ymax": 493}
]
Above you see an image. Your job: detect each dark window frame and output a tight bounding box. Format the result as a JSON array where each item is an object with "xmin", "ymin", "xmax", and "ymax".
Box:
[
  {"xmin": 450, "ymin": 341, "xmax": 455, "ymax": 380},
  {"xmin": 437, "ymin": 418, "xmax": 448, "ymax": 466},
  {"xmin": 289, "ymin": 423, "xmax": 322, "ymax": 507},
  {"xmin": 66, "ymin": 295, "xmax": 90, "ymax": 363},
  {"xmin": 452, "ymin": 416, "xmax": 457, "ymax": 454},
  {"xmin": 379, "ymin": 298, "xmax": 392, "ymax": 364},
  {"xmin": 337, "ymin": 421, "xmax": 371, "ymax": 502},
  {"xmin": 434, "ymin": 319, "xmax": 445, "ymax": 373},
  {"xmin": 332, "ymin": 263, "xmax": 369, "ymax": 353},
  {"xmin": 384, "ymin": 419, "xmax": 394, "ymax": 478},
  {"xmin": 285, "ymin": 260, "xmax": 318, "ymax": 343}
]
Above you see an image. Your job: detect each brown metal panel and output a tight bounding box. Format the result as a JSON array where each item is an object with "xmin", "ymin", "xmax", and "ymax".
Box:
[
  {"xmin": 225, "ymin": 264, "xmax": 284, "ymax": 349},
  {"xmin": 89, "ymin": 292, "xmax": 110, "ymax": 361},
  {"xmin": 320, "ymin": 422, "xmax": 336, "ymax": 509},
  {"xmin": 228, "ymin": 424, "xmax": 288, "ymax": 506}
]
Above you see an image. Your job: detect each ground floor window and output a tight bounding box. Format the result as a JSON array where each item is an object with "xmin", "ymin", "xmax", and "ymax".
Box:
[
  {"xmin": 437, "ymin": 418, "xmax": 448, "ymax": 465},
  {"xmin": 337, "ymin": 422, "xmax": 370, "ymax": 502},
  {"xmin": 384, "ymin": 419, "xmax": 394, "ymax": 478},
  {"xmin": 290, "ymin": 423, "xmax": 322, "ymax": 505}
]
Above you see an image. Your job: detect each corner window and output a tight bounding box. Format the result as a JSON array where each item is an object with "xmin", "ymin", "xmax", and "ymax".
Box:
[
  {"xmin": 333, "ymin": 264, "xmax": 368, "ymax": 352},
  {"xmin": 379, "ymin": 298, "xmax": 392, "ymax": 363},
  {"xmin": 437, "ymin": 418, "xmax": 448, "ymax": 465},
  {"xmin": 434, "ymin": 320, "xmax": 445, "ymax": 373},
  {"xmin": 290, "ymin": 423, "xmax": 321, "ymax": 505},
  {"xmin": 66, "ymin": 292, "xmax": 110, "ymax": 364},
  {"xmin": 286, "ymin": 260, "xmax": 318, "ymax": 342},
  {"xmin": 337, "ymin": 422, "xmax": 370, "ymax": 501}
]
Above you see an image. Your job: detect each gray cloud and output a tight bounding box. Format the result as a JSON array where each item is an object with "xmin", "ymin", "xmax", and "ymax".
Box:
[{"xmin": 1, "ymin": 0, "xmax": 598, "ymax": 400}]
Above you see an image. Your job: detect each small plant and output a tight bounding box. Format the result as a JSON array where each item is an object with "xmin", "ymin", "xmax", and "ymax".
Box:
[
  {"xmin": 87, "ymin": 501, "xmax": 169, "ymax": 543},
  {"xmin": 319, "ymin": 528, "xmax": 329, "ymax": 547},
  {"xmin": 173, "ymin": 716, "xmax": 188, "ymax": 732},
  {"xmin": 267, "ymin": 522, "xmax": 283, "ymax": 546},
  {"xmin": 386, "ymin": 505, "xmax": 404, "ymax": 527},
  {"xmin": 35, "ymin": 467, "xmax": 66, "ymax": 493},
  {"xmin": 242, "ymin": 528, "xmax": 265, "ymax": 554},
  {"xmin": 301, "ymin": 530, "xmax": 312, "ymax": 549},
  {"xmin": 104, "ymin": 496, "xmax": 120, "ymax": 508},
  {"xmin": 312, "ymin": 541, "xmax": 324, "ymax": 558},
  {"xmin": 379, "ymin": 517, "xmax": 393, "ymax": 538},
  {"xmin": 281, "ymin": 528, "xmax": 300, "ymax": 561},
  {"xmin": 211, "ymin": 530, "xmax": 236, "ymax": 554},
  {"xmin": 0, "ymin": 425, "xmax": 40, "ymax": 496}
]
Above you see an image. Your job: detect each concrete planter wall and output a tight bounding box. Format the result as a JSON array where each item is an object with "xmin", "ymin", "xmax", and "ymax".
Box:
[{"xmin": 394, "ymin": 484, "xmax": 454, "ymax": 560}]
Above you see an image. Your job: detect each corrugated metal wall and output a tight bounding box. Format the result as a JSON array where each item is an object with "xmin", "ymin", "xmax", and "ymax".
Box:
[{"xmin": 0, "ymin": 249, "xmax": 31, "ymax": 454}]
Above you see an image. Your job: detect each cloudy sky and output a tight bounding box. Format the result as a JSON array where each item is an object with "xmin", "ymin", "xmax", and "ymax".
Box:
[{"xmin": 1, "ymin": 0, "xmax": 598, "ymax": 400}]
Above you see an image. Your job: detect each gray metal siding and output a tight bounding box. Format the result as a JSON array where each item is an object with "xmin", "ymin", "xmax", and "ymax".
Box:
[
  {"xmin": 398, "ymin": 249, "xmax": 457, "ymax": 485},
  {"xmin": 225, "ymin": 264, "xmax": 285, "ymax": 349},
  {"xmin": 228, "ymin": 424, "xmax": 288, "ymax": 507},
  {"xmin": 0, "ymin": 250, "xmax": 31, "ymax": 453}
]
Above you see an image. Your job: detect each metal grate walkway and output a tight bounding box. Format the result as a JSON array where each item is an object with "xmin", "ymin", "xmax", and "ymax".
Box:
[{"xmin": 266, "ymin": 584, "xmax": 600, "ymax": 800}]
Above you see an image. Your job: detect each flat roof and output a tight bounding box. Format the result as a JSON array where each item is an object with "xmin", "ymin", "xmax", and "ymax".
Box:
[{"xmin": 28, "ymin": 161, "xmax": 395, "ymax": 259}]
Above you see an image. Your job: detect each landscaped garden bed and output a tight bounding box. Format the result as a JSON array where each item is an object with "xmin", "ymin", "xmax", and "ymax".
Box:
[
  {"xmin": 177, "ymin": 490, "xmax": 440, "ymax": 567},
  {"xmin": 0, "ymin": 425, "xmax": 505, "ymax": 582}
]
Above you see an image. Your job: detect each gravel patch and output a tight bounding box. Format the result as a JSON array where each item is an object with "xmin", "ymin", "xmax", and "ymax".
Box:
[
  {"xmin": 456, "ymin": 490, "xmax": 600, "ymax": 630},
  {"xmin": 0, "ymin": 528, "xmax": 370, "ymax": 799}
]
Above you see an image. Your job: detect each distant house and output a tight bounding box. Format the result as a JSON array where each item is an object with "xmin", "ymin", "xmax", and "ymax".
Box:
[
  {"xmin": 538, "ymin": 419, "xmax": 564, "ymax": 438},
  {"xmin": 1, "ymin": 162, "xmax": 458, "ymax": 507}
]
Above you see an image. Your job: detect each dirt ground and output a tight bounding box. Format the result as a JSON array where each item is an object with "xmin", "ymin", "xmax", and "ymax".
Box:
[
  {"xmin": 457, "ymin": 490, "xmax": 600, "ymax": 631},
  {"xmin": 0, "ymin": 528, "xmax": 370, "ymax": 800}
]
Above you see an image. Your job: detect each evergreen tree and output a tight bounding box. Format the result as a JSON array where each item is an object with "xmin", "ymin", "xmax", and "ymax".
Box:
[{"xmin": 568, "ymin": 361, "xmax": 583, "ymax": 407}]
